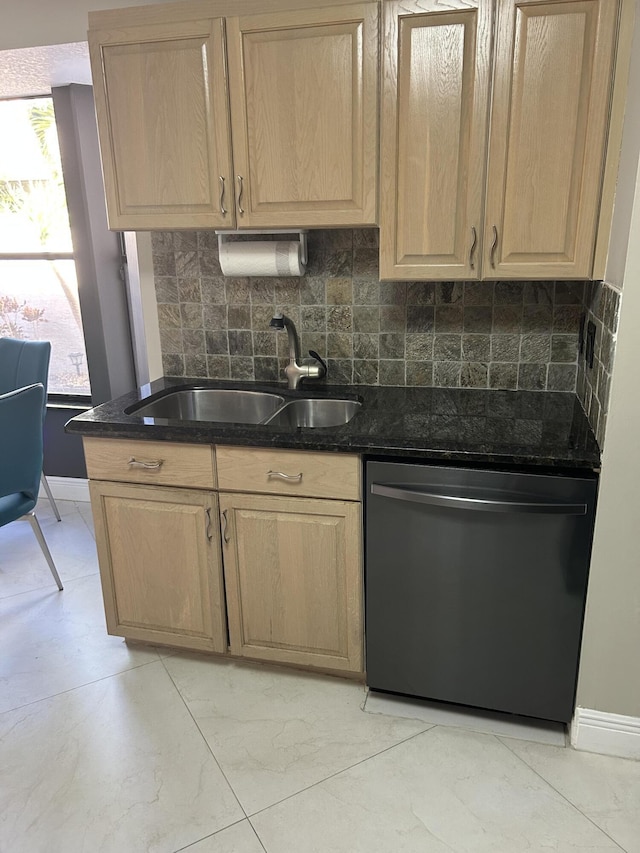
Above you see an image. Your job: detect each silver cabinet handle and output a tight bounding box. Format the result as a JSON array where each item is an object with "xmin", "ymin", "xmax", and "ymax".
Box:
[
  {"xmin": 127, "ymin": 456, "xmax": 163, "ymax": 470},
  {"xmin": 490, "ymin": 225, "xmax": 498, "ymax": 269},
  {"xmin": 469, "ymin": 225, "xmax": 477, "ymax": 270},
  {"xmin": 267, "ymin": 470, "xmax": 303, "ymax": 483},
  {"xmin": 205, "ymin": 508, "xmax": 213, "ymax": 541},
  {"xmin": 371, "ymin": 483, "xmax": 587, "ymax": 515},
  {"xmin": 236, "ymin": 175, "xmax": 244, "ymax": 215},
  {"xmin": 221, "ymin": 509, "xmax": 230, "ymax": 543},
  {"xmin": 219, "ymin": 176, "xmax": 227, "ymax": 216}
]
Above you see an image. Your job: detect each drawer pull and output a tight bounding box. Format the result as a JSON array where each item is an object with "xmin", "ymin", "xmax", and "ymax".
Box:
[
  {"xmin": 221, "ymin": 509, "xmax": 230, "ymax": 543},
  {"xmin": 267, "ymin": 470, "xmax": 303, "ymax": 482},
  {"xmin": 206, "ymin": 508, "xmax": 213, "ymax": 541},
  {"xmin": 127, "ymin": 456, "xmax": 163, "ymax": 470}
]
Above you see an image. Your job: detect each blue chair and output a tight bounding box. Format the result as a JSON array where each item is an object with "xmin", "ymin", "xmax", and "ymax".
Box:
[
  {"xmin": 0, "ymin": 383, "xmax": 63, "ymax": 590},
  {"xmin": 0, "ymin": 338, "xmax": 62, "ymax": 522}
]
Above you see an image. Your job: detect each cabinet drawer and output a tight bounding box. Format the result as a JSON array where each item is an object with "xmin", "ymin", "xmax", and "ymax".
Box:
[
  {"xmin": 216, "ymin": 446, "xmax": 361, "ymax": 501},
  {"xmin": 83, "ymin": 437, "xmax": 215, "ymax": 489}
]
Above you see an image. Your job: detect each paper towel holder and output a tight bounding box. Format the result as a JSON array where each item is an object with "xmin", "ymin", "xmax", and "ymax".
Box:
[{"xmin": 216, "ymin": 230, "xmax": 308, "ymax": 267}]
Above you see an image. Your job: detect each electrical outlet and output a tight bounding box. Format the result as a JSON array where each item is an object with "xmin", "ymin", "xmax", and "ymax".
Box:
[
  {"xmin": 579, "ymin": 313, "xmax": 586, "ymax": 354},
  {"xmin": 586, "ymin": 321, "xmax": 596, "ymax": 369}
]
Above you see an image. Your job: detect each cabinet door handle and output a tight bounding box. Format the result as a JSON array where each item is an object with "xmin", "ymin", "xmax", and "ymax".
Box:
[
  {"xmin": 236, "ymin": 175, "xmax": 244, "ymax": 215},
  {"xmin": 469, "ymin": 226, "xmax": 477, "ymax": 270},
  {"xmin": 219, "ymin": 176, "xmax": 227, "ymax": 216},
  {"xmin": 221, "ymin": 509, "xmax": 230, "ymax": 543},
  {"xmin": 490, "ymin": 225, "xmax": 498, "ymax": 269},
  {"xmin": 267, "ymin": 470, "xmax": 303, "ymax": 483},
  {"xmin": 205, "ymin": 508, "xmax": 213, "ymax": 541},
  {"xmin": 127, "ymin": 456, "xmax": 163, "ymax": 470}
]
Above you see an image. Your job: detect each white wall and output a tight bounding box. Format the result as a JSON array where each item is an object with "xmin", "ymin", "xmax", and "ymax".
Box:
[
  {"xmin": 576, "ymin": 158, "xmax": 640, "ymax": 717},
  {"xmin": 0, "ymin": 0, "xmax": 179, "ymax": 50}
]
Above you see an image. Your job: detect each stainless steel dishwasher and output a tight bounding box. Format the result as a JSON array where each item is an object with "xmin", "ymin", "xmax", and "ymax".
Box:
[{"xmin": 365, "ymin": 461, "xmax": 598, "ymax": 723}]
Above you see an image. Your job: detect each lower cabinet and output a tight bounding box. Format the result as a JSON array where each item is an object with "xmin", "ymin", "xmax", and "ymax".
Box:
[
  {"xmin": 85, "ymin": 439, "xmax": 364, "ymax": 674},
  {"xmin": 90, "ymin": 480, "xmax": 227, "ymax": 653},
  {"xmin": 219, "ymin": 492, "xmax": 363, "ymax": 673}
]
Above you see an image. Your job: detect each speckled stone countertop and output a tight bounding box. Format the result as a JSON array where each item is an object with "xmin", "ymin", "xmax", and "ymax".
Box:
[{"xmin": 66, "ymin": 378, "xmax": 600, "ymax": 471}]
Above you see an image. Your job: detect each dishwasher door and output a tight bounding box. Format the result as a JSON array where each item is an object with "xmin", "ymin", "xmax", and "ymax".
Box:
[{"xmin": 365, "ymin": 461, "xmax": 598, "ymax": 723}]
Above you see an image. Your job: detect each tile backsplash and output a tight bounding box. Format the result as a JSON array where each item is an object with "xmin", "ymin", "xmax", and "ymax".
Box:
[
  {"xmin": 152, "ymin": 228, "xmax": 584, "ymax": 392},
  {"xmin": 577, "ymin": 281, "xmax": 621, "ymax": 448}
]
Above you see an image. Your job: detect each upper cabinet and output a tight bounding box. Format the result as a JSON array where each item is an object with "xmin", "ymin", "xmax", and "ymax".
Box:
[
  {"xmin": 89, "ymin": 0, "xmax": 379, "ymax": 231},
  {"xmin": 380, "ymin": 0, "xmax": 621, "ymax": 281},
  {"xmin": 89, "ymin": 16, "xmax": 233, "ymax": 231}
]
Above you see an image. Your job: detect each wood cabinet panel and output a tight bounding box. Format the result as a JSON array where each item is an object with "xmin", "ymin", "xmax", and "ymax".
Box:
[
  {"xmin": 90, "ymin": 481, "xmax": 226, "ymax": 652},
  {"xmin": 484, "ymin": 0, "xmax": 618, "ymax": 278},
  {"xmin": 83, "ymin": 437, "xmax": 215, "ymax": 489},
  {"xmin": 216, "ymin": 445, "xmax": 361, "ymax": 500},
  {"xmin": 89, "ymin": 17, "xmax": 234, "ymax": 230},
  {"xmin": 226, "ymin": 3, "xmax": 378, "ymax": 227},
  {"xmin": 220, "ymin": 492, "xmax": 363, "ymax": 672},
  {"xmin": 380, "ymin": 0, "xmax": 493, "ymax": 280}
]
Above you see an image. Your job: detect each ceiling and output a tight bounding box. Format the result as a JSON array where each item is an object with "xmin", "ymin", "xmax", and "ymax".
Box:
[{"xmin": 0, "ymin": 42, "xmax": 91, "ymax": 99}]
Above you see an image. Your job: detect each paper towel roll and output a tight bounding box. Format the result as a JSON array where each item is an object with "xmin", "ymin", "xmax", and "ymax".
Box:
[{"xmin": 219, "ymin": 240, "xmax": 306, "ymax": 277}]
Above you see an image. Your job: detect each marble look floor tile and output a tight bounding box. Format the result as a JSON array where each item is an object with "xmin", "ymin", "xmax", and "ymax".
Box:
[
  {"xmin": 178, "ymin": 821, "xmax": 266, "ymax": 853},
  {"xmin": 365, "ymin": 690, "xmax": 566, "ymax": 746},
  {"xmin": 164, "ymin": 655, "xmax": 431, "ymax": 814},
  {"xmin": 75, "ymin": 499, "xmax": 96, "ymax": 538},
  {"xmin": 0, "ymin": 572, "xmax": 160, "ymax": 714},
  {"xmin": 0, "ymin": 661, "xmax": 244, "ymax": 853},
  {"xmin": 502, "ymin": 738, "xmax": 640, "ymax": 852},
  {"xmin": 251, "ymin": 726, "xmax": 622, "ymax": 853},
  {"xmin": 0, "ymin": 501, "xmax": 98, "ymax": 598}
]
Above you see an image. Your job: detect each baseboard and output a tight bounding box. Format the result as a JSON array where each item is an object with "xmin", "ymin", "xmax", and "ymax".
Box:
[
  {"xmin": 571, "ymin": 707, "xmax": 640, "ymax": 759},
  {"xmin": 44, "ymin": 476, "xmax": 90, "ymax": 503}
]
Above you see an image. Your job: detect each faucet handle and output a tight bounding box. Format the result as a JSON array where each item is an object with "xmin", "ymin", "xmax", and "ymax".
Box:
[{"xmin": 308, "ymin": 350, "xmax": 327, "ymax": 377}]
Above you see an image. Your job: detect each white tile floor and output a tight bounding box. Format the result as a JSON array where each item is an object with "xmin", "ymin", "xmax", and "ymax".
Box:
[{"xmin": 1, "ymin": 499, "xmax": 639, "ymax": 853}]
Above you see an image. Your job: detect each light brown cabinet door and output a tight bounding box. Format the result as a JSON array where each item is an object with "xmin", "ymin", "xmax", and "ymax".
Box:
[
  {"xmin": 220, "ymin": 492, "xmax": 363, "ymax": 672},
  {"xmin": 483, "ymin": 0, "xmax": 618, "ymax": 279},
  {"xmin": 90, "ymin": 481, "xmax": 227, "ymax": 653},
  {"xmin": 380, "ymin": 0, "xmax": 493, "ymax": 280},
  {"xmin": 89, "ymin": 18, "xmax": 234, "ymax": 230},
  {"xmin": 226, "ymin": 3, "xmax": 378, "ymax": 228}
]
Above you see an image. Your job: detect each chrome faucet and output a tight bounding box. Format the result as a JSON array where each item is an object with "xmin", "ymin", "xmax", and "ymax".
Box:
[{"xmin": 269, "ymin": 312, "xmax": 327, "ymax": 390}]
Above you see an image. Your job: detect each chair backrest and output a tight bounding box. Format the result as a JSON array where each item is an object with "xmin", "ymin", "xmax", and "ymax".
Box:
[
  {"xmin": 0, "ymin": 383, "xmax": 45, "ymax": 507},
  {"xmin": 0, "ymin": 338, "xmax": 51, "ymax": 420}
]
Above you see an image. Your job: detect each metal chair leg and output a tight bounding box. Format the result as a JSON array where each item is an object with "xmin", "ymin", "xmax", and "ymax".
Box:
[
  {"xmin": 41, "ymin": 473, "xmax": 62, "ymax": 522},
  {"xmin": 27, "ymin": 512, "xmax": 63, "ymax": 591}
]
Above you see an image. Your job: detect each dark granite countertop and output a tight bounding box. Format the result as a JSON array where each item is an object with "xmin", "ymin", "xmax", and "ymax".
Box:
[{"xmin": 66, "ymin": 377, "xmax": 600, "ymax": 471}]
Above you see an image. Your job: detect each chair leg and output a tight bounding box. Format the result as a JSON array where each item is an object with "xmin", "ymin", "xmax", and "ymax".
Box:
[
  {"xmin": 27, "ymin": 512, "xmax": 63, "ymax": 591},
  {"xmin": 41, "ymin": 473, "xmax": 62, "ymax": 522}
]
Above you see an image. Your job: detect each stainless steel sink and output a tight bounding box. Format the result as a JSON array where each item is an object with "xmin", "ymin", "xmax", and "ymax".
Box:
[
  {"xmin": 127, "ymin": 389, "xmax": 285, "ymax": 424},
  {"xmin": 263, "ymin": 398, "xmax": 361, "ymax": 428}
]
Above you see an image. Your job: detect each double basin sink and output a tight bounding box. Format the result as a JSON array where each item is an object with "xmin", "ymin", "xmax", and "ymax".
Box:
[{"xmin": 126, "ymin": 388, "xmax": 361, "ymax": 429}]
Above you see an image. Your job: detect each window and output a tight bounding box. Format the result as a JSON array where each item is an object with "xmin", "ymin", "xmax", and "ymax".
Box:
[{"xmin": 0, "ymin": 96, "xmax": 90, "ymax": 397}]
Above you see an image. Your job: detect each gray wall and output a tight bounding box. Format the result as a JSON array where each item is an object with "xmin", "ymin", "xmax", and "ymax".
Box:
[{"xmin": 152, "ymin": 229, "xmax": 584, "ymax": 393}]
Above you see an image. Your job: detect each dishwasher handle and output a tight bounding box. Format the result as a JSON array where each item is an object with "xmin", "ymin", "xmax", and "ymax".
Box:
[{"xmin": 370, "ymin": 483, "xmax": 587, "ymax": 515}]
